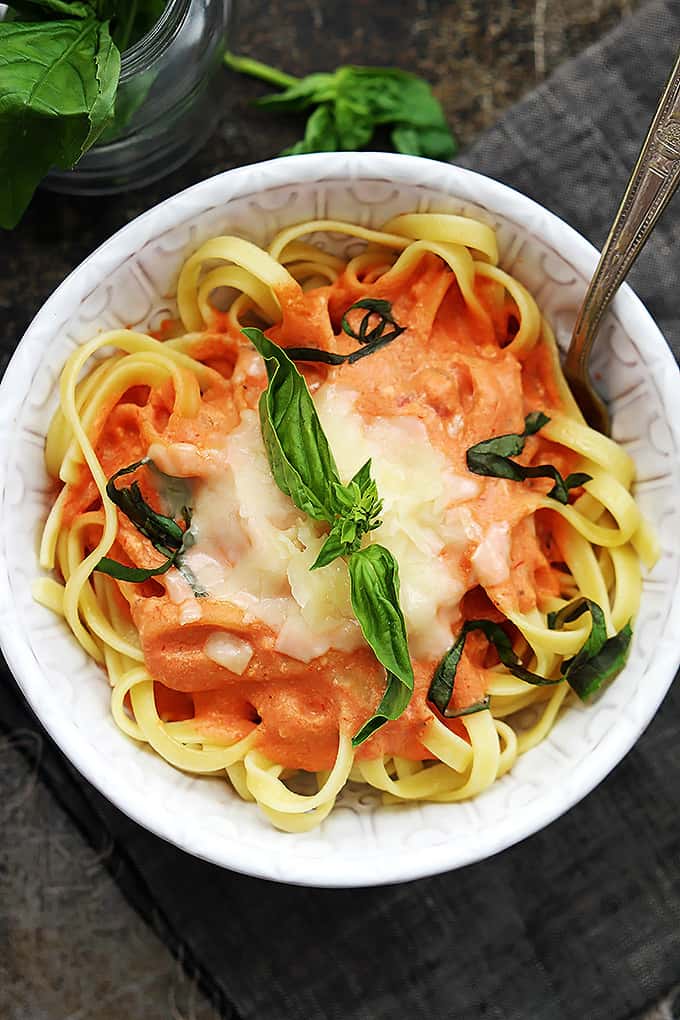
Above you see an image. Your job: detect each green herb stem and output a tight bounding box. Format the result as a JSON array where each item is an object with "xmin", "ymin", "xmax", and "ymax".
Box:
[{"xmin": 224, "ymin": 51, "xmax": 299, "ymax": 90}]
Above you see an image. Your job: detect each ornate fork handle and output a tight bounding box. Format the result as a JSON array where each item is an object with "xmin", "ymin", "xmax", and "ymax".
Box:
[{"xmin": 565, "ymin": 51, "xmax": 680, "ymax": 385}]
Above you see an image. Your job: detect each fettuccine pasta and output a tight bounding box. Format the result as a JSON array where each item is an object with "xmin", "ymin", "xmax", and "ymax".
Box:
[{"xmin": 34, "ymin": 212, "xmax": 657, "ymax": 832}]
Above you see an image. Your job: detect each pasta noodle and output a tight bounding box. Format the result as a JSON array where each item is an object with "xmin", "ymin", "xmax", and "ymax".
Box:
[{"xmin": 33, "ymin": 212, "xmax": 657, "ymax": 833}]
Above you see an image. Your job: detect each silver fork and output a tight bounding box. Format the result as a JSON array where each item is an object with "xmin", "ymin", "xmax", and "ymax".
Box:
[{"xmin": 564, "ymin": 50, "xmax": 680, "ymax": 435}]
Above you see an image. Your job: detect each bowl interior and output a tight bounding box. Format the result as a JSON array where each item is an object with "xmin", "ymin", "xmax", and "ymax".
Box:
[{"xmin": 1, "ymin": 154, "xmax": 679, "ymax": 886}]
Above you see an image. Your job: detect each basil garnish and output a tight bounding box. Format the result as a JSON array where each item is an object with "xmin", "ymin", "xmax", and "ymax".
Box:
[
  {"xmin": 428, "ymin": 619, "xmax": 559, "ymax": 717},
  {"xmin": 284, "ymin": 298, "xmax": 406, "ymax": 367},
  {"xmin": 466, "ymin": 412, "xmax": 592, "ymax": 505},
  {"xmin": 243, "ymin": 326, "xmax": 383, "ymax": 562},
  {"xmin": 95, "ymin": 459, "xmax": 206, "ymax": 593},
  {"xmin": 429, "ymin": 599, "xmax": 633, "ymax": 716},
  {"xmin": 347, "ymin": 545, "xmax": 415, "ymax": 745},
  {"xmin": 245, "ymin": 327, "xmax": 414, "ymax": 744},
  {"xmin": 242, "ymin": 327, "xmax": 341, "ymax": 521},
  {"xmin": 547, "ymin": 597, "xmax": 633, "ymax": 699},
  {"xmin": 312, "ymin": 460, "xmax": 383, "ymax": 570}
]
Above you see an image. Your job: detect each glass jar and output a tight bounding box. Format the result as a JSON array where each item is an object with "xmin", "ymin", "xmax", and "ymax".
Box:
[{"xmin": 46, "ymin": 0, "xmax": 234, "ymax": 195}]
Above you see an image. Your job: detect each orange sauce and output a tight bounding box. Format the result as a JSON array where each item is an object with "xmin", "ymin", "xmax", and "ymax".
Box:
[{"xmin": 66, "ymin": 255, "xmax": 578, "ymax": 771}]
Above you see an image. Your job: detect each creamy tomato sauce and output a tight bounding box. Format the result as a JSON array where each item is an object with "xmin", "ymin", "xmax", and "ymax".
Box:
[{"xmin": 64, "ymin": 254, "xmax": 577, "ymax": 771}]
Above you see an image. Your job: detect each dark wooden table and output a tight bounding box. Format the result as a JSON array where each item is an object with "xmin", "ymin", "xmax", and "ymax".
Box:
[{"xmin": 0, "ymin": 3, "xmax": 649, "ymax": 1018}]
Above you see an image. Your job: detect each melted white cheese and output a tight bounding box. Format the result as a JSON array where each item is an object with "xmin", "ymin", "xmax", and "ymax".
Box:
[
  {"xmin": 182, "ymin": 386, "xmax": 493, "ymax": 663},
  {"xmin": 165, "ymin": 568, "xmax": 203, "ymax": 625},
  {"xmin": 204, "ymin": 632, "xmax": 253, "ymax": 675},
  {"xmin": 471, "ymin": 523, "xmax": 511, "ymax": 587}
]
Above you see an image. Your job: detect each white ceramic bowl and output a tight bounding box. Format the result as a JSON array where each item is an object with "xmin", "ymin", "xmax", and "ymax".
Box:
[{"xmin": 1, "ymin": 153, "xmax": 679, "ymax": 887}]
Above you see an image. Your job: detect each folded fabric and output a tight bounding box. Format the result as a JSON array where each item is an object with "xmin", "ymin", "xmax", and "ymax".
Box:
[{"xmin": 1, "ymin": 2, "xmax": 679, "ymax": 1018}]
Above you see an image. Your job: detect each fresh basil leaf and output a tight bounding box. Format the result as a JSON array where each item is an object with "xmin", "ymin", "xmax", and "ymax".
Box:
[
  {"xmin": 348, "ymin": 459, "xmax": 373, "ymax": 494},
  {"xmin": 336, "ymin": 67, "xmax": 444, "ymax": 128},
  {"xmin": 466, "ymin": 412, "xmax": 549, "ymax": 461},
  {"xmin": 348, "ymin": 544, "xmax": 415, "ymax": 746},
  {"xmin": 391, "ymin": 123, "xmax": 457, "ymax": 160},
  {"xmin": 83, "ymin": 17, "xmax": 120, "ymax": 149},
  {"xmin": 548, "ymin": 596, "xmax": 632, "ymax": 700},
  {"xmin": 0, "ymin": 18, "xmax": 119, "ymax": 229},
  {"xmin": 309, "ymin": 521, "xmax": 351, "ymax": 571},
  {"xmin": 352, "ymin": 670, "xmax": 411, "ymax": 746},
  {"xmin": 559, "ymin": 599, "xmax": 607, "ymax": 671},
  {"xmin": 244, "ymin": 327, "xmax": 385, "ymax": 568},
  {"xmin": 224, "ymin": 55, "xmax": 456, "ymax": 159},
  {"xmin": 334, "ymin": 92, "xmax": 375, "ymax": 151},
  {"xmin": 428, "ymin": 627, "xmax": 467, "ymax": 715},
  {"xmin": 95, "ymin": 553, "xmax": 175, "ymax": 582},
  {"xmin": 281, "ymin": 103, "xmax": 339, "ymax": 155},
  {"xmin": 281, "ymin": 347, "xmax": 347, "ymax": 366},
  {"xmin": 564, "ymin": 623, "xmax": 632, "ymax": 699},
  {"xmin": 243, "ymin": 327, "xmax": 341, "ymax": 520},
  {"xmin": 466, "ymin": 412, "xmax": 591, "ymax": 506}
]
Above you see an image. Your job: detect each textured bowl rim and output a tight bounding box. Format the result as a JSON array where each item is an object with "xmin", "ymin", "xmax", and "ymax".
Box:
[{"xmin": 1, "ymin": 152, "xmax": 679, "ymax": 887}]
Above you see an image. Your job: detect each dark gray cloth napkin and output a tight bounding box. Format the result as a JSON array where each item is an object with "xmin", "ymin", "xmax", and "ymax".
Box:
[{"xmin": 2, "ymin": 2, "xmax": 680, "ymax": 1018}]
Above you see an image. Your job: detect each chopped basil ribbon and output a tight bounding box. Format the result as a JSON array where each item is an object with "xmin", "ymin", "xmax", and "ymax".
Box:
[
  {"xmin": 547, "ymin": 597, "xmax": 633, "ymax": 699},
  {"xmin": 429, "ymin": 599, "xmax": 633, "ymax": 716},
  {"xmin": 284, "ymin": 298, "xmax": 406, "ymax": 367},
  {"xmin": 465, "ymin": 412, "xmax": 592, "ymax": 505},
  {"xmin": 244, "ymin": 326, "xmax": 413, "ymax": 745},
  {"xmin": 95, "ymin": 459, "xmax": 207, "ymax": 595},
  {"xmin": 428, "ymin": 619, "xmax": 559, "ymax": 717}
]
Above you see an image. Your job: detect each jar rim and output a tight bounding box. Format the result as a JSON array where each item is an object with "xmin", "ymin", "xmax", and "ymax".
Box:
[{"xmin": 120, "ymin": 0, "xmax": 191, "ymax": 82}]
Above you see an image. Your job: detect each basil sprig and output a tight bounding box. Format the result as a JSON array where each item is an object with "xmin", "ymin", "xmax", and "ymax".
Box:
[
  {"xmin": 313, "ymin": 461, "xmax": 383, "ymax": 570},
  {"xmin": 224, "ymin": 54, "xmax": 456, "ymax": 160},
  {"xmin": 244, "ymin": 327, "xmax": 414, "ymax": 745},
  {"xmin": 547, "ymin": 597, "xmax": 633, "ymax": 699},
  {"xmin": 284, "ymin": 298, "xmax": 406, "ymax": 368},
  {"xmin": 429, "ymin": 600, "xmax": 633, "ymax": 716},
  {"xmin": 466, "ymin": 412, "xmax": 592, "ymax": 505},
  {"xmin": 0, "ymin": 1, "xmax": 166, "ymax": 229},
  {"xmin": 95, "ymin": 459, "xmax": 206, "ymax": 593}
]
